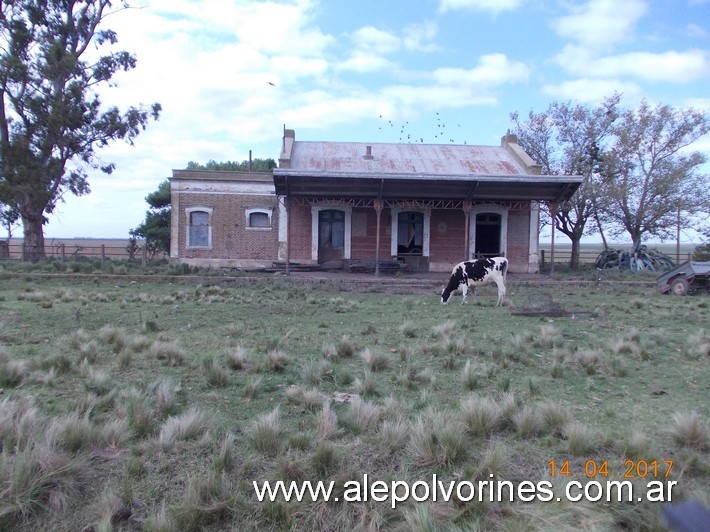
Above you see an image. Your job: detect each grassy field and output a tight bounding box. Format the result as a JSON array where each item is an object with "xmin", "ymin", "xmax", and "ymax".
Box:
[{"xmin": 0, "ymin": 270, "xmax": 707, "ymax": 531}]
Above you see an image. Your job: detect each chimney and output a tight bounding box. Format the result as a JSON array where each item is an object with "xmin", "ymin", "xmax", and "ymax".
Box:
[
  {"xmin": 501, "ymin": 129, "xmax": 518, "ymax": 147},
  {"xmin": 363, "ymin": 145, "xmax": 373, "ymax": 160}
]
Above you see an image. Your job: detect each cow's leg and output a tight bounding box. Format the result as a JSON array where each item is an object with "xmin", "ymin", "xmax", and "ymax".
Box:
[
  {"xmin": 494, "ymin": 279, "xmax": 506, "ymax": 306},
  {"xmin": 461, "ymin": 284, "xmax": 468, "ymax": 304},
  {"xmin": 472, "ymin": 286, "xmax": 477, "ymax": 305}
]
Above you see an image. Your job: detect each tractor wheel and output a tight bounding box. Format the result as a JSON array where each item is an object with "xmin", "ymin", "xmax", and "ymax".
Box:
[{"xmin": 670, "ymin": 277, "xmax": 689, "ymax": 296}]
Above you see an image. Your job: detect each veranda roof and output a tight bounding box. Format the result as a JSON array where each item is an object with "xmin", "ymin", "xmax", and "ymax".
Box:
[{"xmin": 273, "ymin": 141, "xmax": 581, "ymax": 202}]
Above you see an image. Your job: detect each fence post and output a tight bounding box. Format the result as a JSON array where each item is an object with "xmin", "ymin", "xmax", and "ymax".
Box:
[
  {"xmin": 540, "ymin": 250, "xmax": 545, "ymax": 269},
  {"xmin": 101, "ymin": 244, "xmax": 105, "ymax": 262},
  {"xmin": 60, "ymin": 243, "xmax": 66, "ymax": 262},
  {"xmin": 141, "ymin": 245, "xmax": 147, "ymax": 270}
]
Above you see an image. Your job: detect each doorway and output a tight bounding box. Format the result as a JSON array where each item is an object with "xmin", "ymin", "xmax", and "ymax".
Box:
[
  {"xmin": 397, "ymin": 211, "xmax": 424, "ymax": 255},
  {"xmin": 318, "ymin": 209, "xmax": 345, "ymax": 262},
  {"xmin": 475, "ymin": 213, "xmax": 501, "ymax": 257}
]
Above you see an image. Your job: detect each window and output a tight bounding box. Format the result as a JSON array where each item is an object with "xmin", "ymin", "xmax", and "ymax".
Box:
[
  {"xmin": 246, "ymin": 208, "xmax": 272, "ymax": 229},
  {"xmin": 319, "ymin": 209, "xmax": 345, "ymax": 249},
  {"xmin": 397, "ymin": 211, "xmax": 424, "ymax": 255},
  {"xmin": 187, "ymin": 209, "xmax": 211, "ymax": 248}
]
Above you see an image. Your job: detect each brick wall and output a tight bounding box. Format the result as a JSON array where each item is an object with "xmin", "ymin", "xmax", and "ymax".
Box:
[
  {"xmin": 430, "ymin": 210, "xmax": 466, "ymax": 267},
  {"xmin": 351, "ymin": 207, "xmax": 393, "ymax": 260},
  {"xmin": 175, "ymin": 190, "xmax": 279, "ymax": 268},
  {"xmin": 506, "ymin": 208, "xmax": 530, "ymax": 273}
]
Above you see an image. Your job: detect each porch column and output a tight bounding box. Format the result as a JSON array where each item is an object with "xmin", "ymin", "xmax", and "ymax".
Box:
[
  {"xmin": 549, "ymin": 202, "xmax": 557, "ymax": 278},
  {"xmin": 463, "ymin": 201, "xmax": 472, "ymax": 260},
  {"xmin": 374, "ymin": 199, "xmax": 383, "ymax": 277},
  {"xmin": 285, "ymin": 195, "xmax": 291, "ymax": 276}
]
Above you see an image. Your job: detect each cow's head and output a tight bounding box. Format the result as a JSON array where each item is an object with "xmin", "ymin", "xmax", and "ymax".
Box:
[{"xmin": 441, "ymin": 266, "xmax": 464, "ymax": 304}]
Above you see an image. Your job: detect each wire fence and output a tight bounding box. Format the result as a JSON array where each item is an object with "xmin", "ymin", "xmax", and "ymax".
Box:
[{"xmin": 0, "ymin": 239, "xmax": 147, "ymax": 262}]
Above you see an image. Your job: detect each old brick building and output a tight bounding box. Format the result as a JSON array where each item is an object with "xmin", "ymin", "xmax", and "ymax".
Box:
[{"xmin": 169, "ymin": 129, "xmax": 581, "ymax": 273}]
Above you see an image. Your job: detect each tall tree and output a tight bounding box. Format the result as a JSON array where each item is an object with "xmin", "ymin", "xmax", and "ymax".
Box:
[
  {"xmin": 0, "ymin": 0, "xmax": 161, "ymax": 260},
  {"xmin": 601, "ymin": 101, "xmax": 709, "ymax": 251},
  {"xmin": 130, "ymin": 179, "xmax": 170, "ymax": 257},
  {"xmin": 511, "ymin": 94, "xmax": 621, "ymax": 269},
  {"xmin": 186, "ymin": 158, "xmax": 277, "ymax": 172}
]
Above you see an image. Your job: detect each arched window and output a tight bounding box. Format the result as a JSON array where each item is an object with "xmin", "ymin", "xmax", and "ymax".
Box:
[
  {"xmin": 186, "ymin": 208, "xmax": 211, "ymax": 248},
  {"xmin": 246, "ymin": 208, "xmax": 272, "ymax": 229}
]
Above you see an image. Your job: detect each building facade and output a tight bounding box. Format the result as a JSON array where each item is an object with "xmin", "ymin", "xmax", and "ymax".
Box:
[{"xmin": 169, "ymin": 129, "xmax": 581, "ymax": 273}]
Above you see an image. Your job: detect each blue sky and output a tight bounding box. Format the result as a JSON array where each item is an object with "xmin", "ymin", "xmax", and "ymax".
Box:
[{"xmin": 41, "ymin": 0, "xmax": 710, "ymax": 242}]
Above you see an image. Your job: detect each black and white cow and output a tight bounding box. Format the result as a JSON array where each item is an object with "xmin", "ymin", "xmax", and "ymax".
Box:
[{"xmin": 441, "ymin": 257, "xmax": 508, "ymax": 306}]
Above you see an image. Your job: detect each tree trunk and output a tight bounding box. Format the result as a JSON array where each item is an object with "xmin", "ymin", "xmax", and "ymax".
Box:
[
  {"xmin": 21, "ymin": 211, "xmax": 46, "ymax": 261},
  {"xmin": 569, "ymin": 237, "xmax": 581, "ymax": 270}
]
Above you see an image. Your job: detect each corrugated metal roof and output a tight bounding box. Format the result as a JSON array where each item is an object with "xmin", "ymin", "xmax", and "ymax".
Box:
[{"xmin": 286, "ymin": 141, "xmax": 526, "ymax": 177}]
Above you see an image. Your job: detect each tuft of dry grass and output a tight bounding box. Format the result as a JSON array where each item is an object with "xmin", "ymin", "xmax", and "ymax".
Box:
[
  {"xmin": 150, "ymin": 341, "xmax": 186, "ymax": 366},
  {"xmin": 564, "ymin": 421, "xmax": 602, "ymax": 455},
  {"xmin": 172, "ymin": 473, "xmax": 234, "ymax": 530},
  {"xmin": 225, "ymin": 345, "xmax": 251, "ymax": 370},
  {"xmin": 248, "ymin": 407, "xmax": 283, "ymax": 456},
  {"xmin": 668, "ymin": 411, "xmax": 709, "ymax": 450},
  {"xmin": 359, "ymin": 348, "xmax": 390, "ymax": 372},
  {"xmin": 353, "ymin": 371, "xmax": 378, "ymax": 397},
  {"xmin": 512, "ymin": 405, "xmax": 543, "ymax": 438},
  {"xmin": 99, "ymin": 418, "xmax": 133, "ymax": 449},
  {"xmin": 336, "ymin": 335, "xmax": 355, "ymax": 358},
  {"xmin": 432, "ymin": 320, "xmax": 457, "ymax": 339},
  {"xmin": 243, "ymin": 377, "xmax": 262, "ymax": 400},
  {"xmin": 536, "ymin": 324, "xmax": 562, "ymax": 348},
  {"xmin": 378, "ymin": 416, "xmax": 409, "ymax": 453},
  {"xmin": 341, "ymin": 397, "xmax": 381, "ymax": 435},
  {"xmin": 266, "ymin": 349, "xmax": 289, "ymax": 372},
  {"xmin": 463, "ymin": 359, "xmax": 480, "ymax": 392},
  {"xmin": 577, "ymin": 348, "xmax": 603, "ymax": 375},
  {"xmin": 409, "ymin": 410, "xmax": 468, "ymax": 466},
  {"xmin": 399, "ymin": 320, "xmax": 418, "ymax": 338},
  {"xmin": 460, "ymin": 395, "xmax": 501, "ymax": 436},
  {"xmin": 202, "ymin": 357, "xmax": 229, "ymax": 388},
  {"xmin": 159, "ymin": 408, "xmax": 214, "ymax": 450},
  {"xmin": 316, "ymin": 403, "xmax": 340, "ymax": 441}
]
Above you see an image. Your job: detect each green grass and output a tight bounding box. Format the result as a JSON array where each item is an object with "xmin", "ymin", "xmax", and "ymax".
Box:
[{"xmin": 0, "ymin": 272, "xmax": 707, "ymax": 530}]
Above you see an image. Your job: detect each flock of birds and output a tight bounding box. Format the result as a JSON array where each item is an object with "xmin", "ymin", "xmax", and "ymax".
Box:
[{"xmin": 378, "ymin": 112, "xmax": 468, "ymax": 144}]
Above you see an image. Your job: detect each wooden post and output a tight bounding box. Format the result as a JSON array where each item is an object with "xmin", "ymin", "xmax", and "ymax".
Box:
[
  {"xmin": 374, "ymin": 199, "xmax": 383, "ymax": 277},
  {"xmin": 675, "ymin": 209, "xmax": 680, "ymax": 264},
  {"xmin": 101, "ymin": 244, "xmax": 105, "ymax": 262},
  {"xmin": 549, "ymin": 203, "xmax": 557, "ymax": 277},
  {"xmin": 141, "ymin": 244, "xmax": 147, "ymax": 270},
  {"xmin": 285, "ymin": 195, "xmax": 291, "ymax": 276},
  {"xmin": 463, "ymin": 201, "xmax": 472, "ymax": 260},
  {"xmin": 60, "ymin": 243, "xmax": 65, "ymax": 262}
]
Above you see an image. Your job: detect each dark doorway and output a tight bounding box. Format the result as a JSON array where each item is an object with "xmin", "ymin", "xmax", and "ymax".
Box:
[
  {"xmin": 397, "ymin": 211, "xmax": 424, "ymax": 255},
  {"xmin": 475, "ymin": 213, "xmax": 501, "ymax": 257},
  {"xmin": 318, "ymin": 209, "xmax": 345, "ymax": 262}
]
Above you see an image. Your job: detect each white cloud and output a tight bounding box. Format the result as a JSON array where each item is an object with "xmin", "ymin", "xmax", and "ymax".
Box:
[
  {"xmin": 687, "ymin": 24, "xmax": 708, "ymax": 38},
  {"xmin": 550, "ymin": 0, "xmax": 647, "ymax": 50},
  {"xmin": 542, "ymin": 78, "xmax": 643, "ymax": 103},
  {"xmin": 434, "ymin": 54, "xmax": 529, "ymax": 86},
  {"xmin": 402, "ymin": 21, "xmax": 439, "ymax": 52},
  {"xmin": 439, "ymin": 0, "xmax": 522, "ymax": 14},
  {"xmin": 555, "ymin": 48, "xmax": 710, "ymax": 83},
  {"xmin": 338, "ymin": 51, "xmax": 395, "ymax": 73},
  {"xmin": 350, "ymin": 26, "xmax": 401, "ymax": 55}
]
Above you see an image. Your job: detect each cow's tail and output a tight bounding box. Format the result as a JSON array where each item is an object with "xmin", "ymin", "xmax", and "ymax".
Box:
[{"xmin": 501, "ymin": 257, "xmax": 508, "ymax": 280}]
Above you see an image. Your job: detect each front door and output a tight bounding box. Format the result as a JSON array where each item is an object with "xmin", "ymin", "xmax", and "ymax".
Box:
[
  {"xmin": 397, "ymin": 211, "xmax": 424, "ymax": 256},
  {"xmin": 475, "ymin": 213, "xmax": 501, "ymax": 257},
  {"xmin": 318, "ymin": 209, "xmax": 345, "ymax": 263}
]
